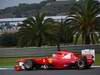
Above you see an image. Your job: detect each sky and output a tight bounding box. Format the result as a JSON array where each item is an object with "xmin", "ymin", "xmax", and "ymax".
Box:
[
  {"xmin": 0, "ymin": 0, "xmax": 100, "ymax": 9},
  {"xmin": 0, "ymin": 0, "xmax": 44, "ymax": 9}
]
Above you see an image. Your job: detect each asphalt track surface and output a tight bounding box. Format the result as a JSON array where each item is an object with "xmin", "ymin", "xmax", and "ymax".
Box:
[{"xmin": 0, "ymin": 67, "xmax": 100, "ymax": 75}]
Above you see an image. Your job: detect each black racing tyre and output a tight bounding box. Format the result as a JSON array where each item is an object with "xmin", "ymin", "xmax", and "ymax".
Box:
[
  {"xmin": 23, "ymin": 60, "xmax": 35, "ymax": 70},
  {"xmin": 76, "ymin": 59, "xmax": 86, "ymax": 70}
]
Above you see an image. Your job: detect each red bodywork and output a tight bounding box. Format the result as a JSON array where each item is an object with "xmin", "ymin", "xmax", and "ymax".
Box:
[{"xmin": 15, "ymin": 50, "xmax": 94, "ymax": 71}]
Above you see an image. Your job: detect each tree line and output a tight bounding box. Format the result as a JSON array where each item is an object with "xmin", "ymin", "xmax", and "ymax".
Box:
[{"xmin": 0, "ymin": 0, "xmax": 100, "ymax": 47}]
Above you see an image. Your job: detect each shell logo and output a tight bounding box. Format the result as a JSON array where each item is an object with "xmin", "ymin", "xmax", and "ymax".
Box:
[{"xmin": 48, "ymin": 58, "xmax": 53, "ymax": 64}]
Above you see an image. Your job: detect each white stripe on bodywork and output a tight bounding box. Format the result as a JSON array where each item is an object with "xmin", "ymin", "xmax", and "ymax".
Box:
[{"xmin": 63, "ymin": 53, "xmax": 71, "ymax": 59}]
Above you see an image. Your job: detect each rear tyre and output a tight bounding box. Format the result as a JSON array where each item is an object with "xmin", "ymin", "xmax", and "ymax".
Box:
[
  {"xmin": 76, "ymin": 59, "xmax": 86, "ymax": 70},
  {"xmin": 23, "ymin": 60, "xmax": 35, "ymax": 70}
]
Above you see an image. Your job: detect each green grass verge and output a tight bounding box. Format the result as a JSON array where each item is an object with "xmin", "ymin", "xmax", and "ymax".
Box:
[
  {"xmin": 95, "ymin": 54, "xmax": 100, "ymax": 65},
  {"xmin": 0, "ymin": 54, "xmax": 100, "ymax": 67},
  {"xmin": 0, "ymin": 57, "xmax": 17, "ymax": 67}
]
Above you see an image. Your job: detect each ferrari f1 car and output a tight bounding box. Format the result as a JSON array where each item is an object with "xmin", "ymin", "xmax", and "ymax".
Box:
[{"xmin": 15, "ymin": 49, "xmax": 94, "ymax": 71}]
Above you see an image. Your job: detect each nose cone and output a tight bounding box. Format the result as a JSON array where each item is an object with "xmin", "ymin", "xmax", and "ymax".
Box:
[{"xmin": 15, "ymin": 65, "xmax": 23, "ymax": 71}]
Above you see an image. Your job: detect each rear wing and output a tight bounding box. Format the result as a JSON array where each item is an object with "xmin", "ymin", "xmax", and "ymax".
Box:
[{"xmin": 81, "ymin": 49, "xmax": 95, "ymax": 61}]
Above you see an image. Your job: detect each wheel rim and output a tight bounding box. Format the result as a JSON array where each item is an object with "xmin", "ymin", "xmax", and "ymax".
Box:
[
  {"xmin": 24, "ymin": 60, "xmax": 33, "ymax": 69},
  {"xmin": 78, "ymin": 60, "xmax": 85, "ymax": 68}
]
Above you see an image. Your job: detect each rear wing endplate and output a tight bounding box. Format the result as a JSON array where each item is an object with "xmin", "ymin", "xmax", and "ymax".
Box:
[{"xmin": 81, "ymin": 49, "xmax": 95, "ymax": 61}]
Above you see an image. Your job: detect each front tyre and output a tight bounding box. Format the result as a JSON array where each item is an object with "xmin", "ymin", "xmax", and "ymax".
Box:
[
  {"xmin": 23, "ymin": 60, "xmax": 35, "ymax": 70},
  {"xmin": 41, "ymin": 64, "xmax": 49, "ymax": 70}
]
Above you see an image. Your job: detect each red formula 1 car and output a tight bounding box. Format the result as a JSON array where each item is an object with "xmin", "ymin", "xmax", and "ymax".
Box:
[{"xmin": 15, "ymin": 50, "xmax": 94, "ymax": 71}]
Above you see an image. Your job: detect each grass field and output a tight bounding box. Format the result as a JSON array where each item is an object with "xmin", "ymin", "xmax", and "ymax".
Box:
[
  {"xmin": 95, "ymin": 54, "xmax": 100, "ymax": 65},
  {"xmin": 0, "ymin": 54, "xmax": 100, "ymax": 67}
]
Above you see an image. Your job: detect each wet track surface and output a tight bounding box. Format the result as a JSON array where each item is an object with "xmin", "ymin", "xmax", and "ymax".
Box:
[{"xmin": 0, "ymin": 67, "xmax": 100, "ymax": 75}]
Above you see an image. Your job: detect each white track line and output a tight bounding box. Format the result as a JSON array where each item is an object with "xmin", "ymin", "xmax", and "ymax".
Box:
[
  {"xmin": 0, "ymin": 66, "xmax": 100, "ymax": 70},
  {"xmin": 92, "ymin": 66, "xmax": 100, "ymax": 68},
  {"xmin": 0, "ymin": 68, "xmax": 14, "ymax": 70}
]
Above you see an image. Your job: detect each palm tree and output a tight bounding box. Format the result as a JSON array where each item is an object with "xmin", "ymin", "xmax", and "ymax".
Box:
[
  {"xmin": 17, "ymin": 12, "xmax": 54, "ymax": 47},
  {"xmin": 53, "ymin": 19, "xmax": 73, "ymax": 50},
  {"xmin": 5, "ymin": 23, "xmax": 13, "ymax": 31},
  {"xmin": 59, "ymin": 18, "xmax": 74, "ymax": 44},
  {"xmin": 44, "ymin": 18, "xmax": 74, "ymax": 50},
  {"xmin": 69, "ymin": 0, "xmax": 100, "ymax": 44},
  {"xmin": 0, "ymin": 25, "xmax": 3, "ymax": 32}
]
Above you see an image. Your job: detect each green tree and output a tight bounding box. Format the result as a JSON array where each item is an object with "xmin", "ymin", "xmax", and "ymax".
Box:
[
  {"xmin": 44, "ymin": 18, "xmax": 74, "ymax": 50},
  {"xmin": 17, "ymin": 13, "xmax": 54, "ymax": 47},
  {"xmin": 0, "ymin": 33, "xmax": 17, "ymax": 47},
  {"xmin": 58, "ymin": 19, "xmax": 74, "ymax": 44},
  {"xmin": 69, "ymin": 0, "xmax": 100, "ymax": 44}
]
